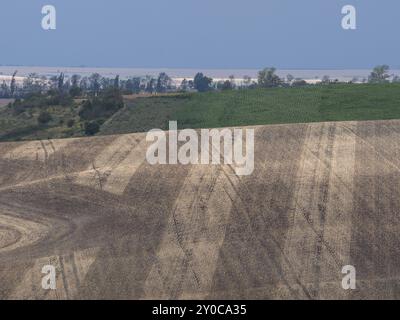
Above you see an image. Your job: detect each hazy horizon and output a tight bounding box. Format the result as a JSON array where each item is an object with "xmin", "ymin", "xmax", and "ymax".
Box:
[
  {"xmin": 2, "ymin": 65, "xmax": 399, "ymax": 83},
  {"xmin": 1, "ymin": 1, "xmax": 399, "ymax": 69}
]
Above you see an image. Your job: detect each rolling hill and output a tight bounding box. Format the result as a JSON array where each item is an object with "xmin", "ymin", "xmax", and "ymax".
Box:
[{"xmin": 1, "ymin": 119, "xmax": 400, "ymax": 299}]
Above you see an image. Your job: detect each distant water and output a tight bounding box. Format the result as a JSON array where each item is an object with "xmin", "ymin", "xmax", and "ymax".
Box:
[{"xmin": 1, "ymin": 66, "xmax": 399, "ymax": 82}]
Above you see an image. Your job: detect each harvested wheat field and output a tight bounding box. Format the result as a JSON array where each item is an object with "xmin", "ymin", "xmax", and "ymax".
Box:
[{"xmin": 1, "ymin": 119, "xmax": 400, "ymax": 300}]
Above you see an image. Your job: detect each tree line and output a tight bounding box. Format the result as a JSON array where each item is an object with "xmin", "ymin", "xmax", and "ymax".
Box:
[{"xmin": 0, "ymin": 65, "xmax": 397, "ymax": 99}]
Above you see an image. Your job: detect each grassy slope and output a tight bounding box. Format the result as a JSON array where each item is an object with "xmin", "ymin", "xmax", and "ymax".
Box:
[
  {"xmin": 1, "ymin": 83, "xmax": 400, "ymax": 141},
  {"xmin": 100, "ymin": 83, "xmax": 400, "ymax": 135},
  {"xmin": 0, "ymin": 102, "xmax": 82, "ymax": 141}
]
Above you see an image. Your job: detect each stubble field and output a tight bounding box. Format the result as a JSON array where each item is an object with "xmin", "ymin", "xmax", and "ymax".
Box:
[{"xmin": 1, "ymin": 119, "xmax": 400, "ymax": 299}]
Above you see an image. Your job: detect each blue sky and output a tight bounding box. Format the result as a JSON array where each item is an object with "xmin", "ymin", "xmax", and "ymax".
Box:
[{"xmin": 0, "ymin": 0, "xmax": 399, "ymax": 69}]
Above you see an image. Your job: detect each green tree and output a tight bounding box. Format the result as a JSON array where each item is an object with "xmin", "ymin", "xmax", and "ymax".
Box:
[
  {"xmin": 392, "ymin": 75, "xmax": 400, "ymax": 83},
  {"xmin": 89, "ymin": 73, "xmax": 102, "ymax": 95},
  {"xmin": 0, "ymin": 81, "xmax": 9, "ymax": 98},
  {"xmin": 257, "ymin": 68, "xmax": 282, "ymax": 88},
  {"xmin": 156, "ymin": 72, "xmax": 172, "ymax": 93},
  {"xmin": 368, "ymin": 65, "xmax": 390, "ymax": 83},
  {"xmin": 179, "ymin": 78, "xmax": 189, "ymax": 92},
  {"xmin": 10, "ymin": 71, "xmax": 17, "ymax": 97},
  {"xmin": 70, "ymin": 74, "xmax": 82, "ymax": 97},
  {"xmin": 125, "ymin": 77, "xmax": 141, "ymax": 94},
  {"xmin": 114, "ymin": 75, "xmax": 120, "ymax": 89},
  {"xmin": 145, "ymin": 78, "xmax": 156, "ymax": 94},
  {"xmin": 286, "ymin": 74, "xmax": 294, "ymax": 84},
  {"xmin": 78, "ymin": 87, "xmax": 124, "ymax": 121},
  {"xmin": 84, "ymin": 121, "xmax": 100, "ymax": 135},
  {"xmin": 193, "ymin": 73, "xmax": 213, "ymax": 92},
  {"xmin": 57, "ymin": 73, "xmax": 65, "ymax": 92},
  {"xmin": 291, "ymin": 79, "xmax": 307, "ymax": 87},
  {"xmin": 228, "ymin": 75, "xmax": 236, "ymax": 89},
  {"xmin": 218, "ymin": 80, "xmax": 233, "ymax": 90},
  {"xmin": 321, "ymin": 75, "xmax": 331, "ymax": 84},
  {"xmin": 243, "ymin": 75, "xmax": 252, "ymax": 87}
]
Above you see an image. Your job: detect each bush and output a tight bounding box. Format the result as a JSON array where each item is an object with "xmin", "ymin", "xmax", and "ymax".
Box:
[
  {"xmin": 291, "ymin": 79, "xmax": 308, "ymax": 87},
  {"xmin": 219, "ymin": 80, "xmax": 234, "ymax": 90},
  {"xmin": 78, "ymin": 88, "xmax": 124, "ymax": 121},
  {"xmin": 66, "ymin": 119, "xmax": 75, "ymax": 127},
  {"xmin": 37, "ymin": 111, "xmax": 52, "ymax": 124},
  {"xmin": 84, "ymin": 121, "xmax": 100, "ymax": 135},
  {"xmin": 12, "ymin": 103, "xmax": 26, "ymax": 116},
  {"xmin": 78, "ymin": 100, "xmax": 93, "ymax": 120},
  {"xmin": 69, "ymin": 86, "xmax": 82, "ymax": 98}
]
